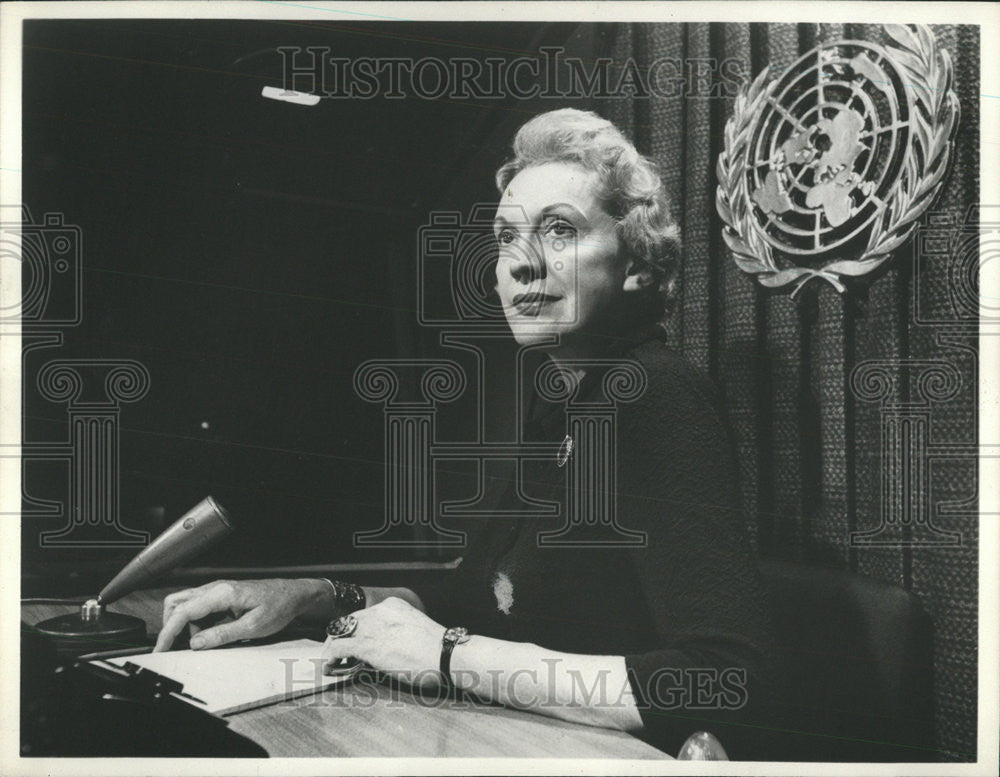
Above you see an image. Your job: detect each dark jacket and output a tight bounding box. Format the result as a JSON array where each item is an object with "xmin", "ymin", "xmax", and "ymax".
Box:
[{"xmin": 418, "ymin": 328, "xmax": 777, "ymax": 758}]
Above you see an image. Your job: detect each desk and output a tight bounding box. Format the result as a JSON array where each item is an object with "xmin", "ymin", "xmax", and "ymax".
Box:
[{"xmin": 22, "ymin": 589, "xmax": 671, "ymax": 759}]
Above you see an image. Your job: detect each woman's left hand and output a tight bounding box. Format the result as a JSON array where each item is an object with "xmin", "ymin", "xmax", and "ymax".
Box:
[{"xmin": 321, "ymin": 596, "xmax": 446, "ymax": 689}]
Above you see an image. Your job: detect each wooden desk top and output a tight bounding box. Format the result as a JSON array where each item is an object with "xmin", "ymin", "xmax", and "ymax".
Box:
[{"xmin": 22, "ymin": 588, "xmax": 671, "ymax": 759}]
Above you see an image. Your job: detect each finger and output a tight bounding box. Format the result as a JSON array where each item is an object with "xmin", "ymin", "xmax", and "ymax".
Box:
[
  {"xmin": 161, "ymin": 588, "xmax": 196, "ymax": 622},
  {"xmin": 189, "ymin": 610, "xmax": 262, "ymax": 650},
  {"xmin": 321, "ymin": 636, "xmax": 360, "ymax": 673},
  {"xmin": 321, "ymin": 634, "xmax": 359, "ymax": 660},
  {"xmin": 323, "ymin": 655, "xmax": 360, "ymax": 676},
  {"xmin": 162, "ymin": 588, "xmax": 195, "ymax": 608},
  {"xmin": 154, "ymin": 585, "xmax": 237, "ymax": 652},
  {"xmin": 161, "ymin": 581, "xmax": 226, "ymax": 628},
  {"xmin": 162, "ymin": 580, "xmax": 223, "ymax": 610},
  {"xmin": 188, "ymin": 609, "xmax": 233, "ymax": 639}
]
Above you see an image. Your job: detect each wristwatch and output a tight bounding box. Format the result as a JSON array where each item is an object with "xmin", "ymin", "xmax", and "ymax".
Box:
[{"xmin": 439, "ymin": 626, "xmax": 471, "ymax": 692}]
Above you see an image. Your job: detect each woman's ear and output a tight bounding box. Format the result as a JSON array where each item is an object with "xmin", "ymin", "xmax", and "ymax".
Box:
[{"xmin": 622, "ymin": 258, "xmax": 655, "ymax": 294}]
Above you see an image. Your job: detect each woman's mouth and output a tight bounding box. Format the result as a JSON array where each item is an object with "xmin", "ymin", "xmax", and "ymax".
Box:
[{"xmin": 511, "ymin": 291, "xmax": 561, "ymax": 315}]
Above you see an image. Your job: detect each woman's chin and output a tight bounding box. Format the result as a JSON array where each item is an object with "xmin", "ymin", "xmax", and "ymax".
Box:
[
  {"xmin": 509, "ymin": 329, "xmax": 554, "ymax": 347},
  {"xmin": 507, "ymin": 318, "xmax": 568, "ymax": 346}
]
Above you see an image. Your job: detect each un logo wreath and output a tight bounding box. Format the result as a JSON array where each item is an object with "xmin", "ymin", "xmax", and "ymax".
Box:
[{"xmin": 716, "ymin": 24, "xmax": 960, "ymax": 297}]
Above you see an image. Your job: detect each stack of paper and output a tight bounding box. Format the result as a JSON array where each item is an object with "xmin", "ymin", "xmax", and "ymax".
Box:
[{"xmin": 102, "ymin": 638, "xmax": 356, "ymax": 715}]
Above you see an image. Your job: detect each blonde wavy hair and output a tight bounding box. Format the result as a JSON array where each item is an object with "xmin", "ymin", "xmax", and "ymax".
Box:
[{"xmin": 495, "ymin": 108, "xmax": 681, "ymax": 322}]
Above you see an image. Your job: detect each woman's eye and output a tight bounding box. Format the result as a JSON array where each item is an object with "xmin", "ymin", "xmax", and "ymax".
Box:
[
  {"xmin": 497, "ymin": 229, "xmax": 516, "ymax": 245},
  {"xmin": 546, "ymin": 219, "xmax": 576, "ymax": 238}
]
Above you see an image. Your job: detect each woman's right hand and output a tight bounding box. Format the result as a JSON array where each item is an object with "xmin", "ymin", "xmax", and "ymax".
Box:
[{"xmin": 154, "ymin": 578, "xmax": 331, "ymax": 652}]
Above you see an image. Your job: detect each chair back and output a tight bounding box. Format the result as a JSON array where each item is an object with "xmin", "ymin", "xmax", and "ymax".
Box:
[{"xmin": 759, "ymin": 558, "xmax": 935, "ymax": 761}]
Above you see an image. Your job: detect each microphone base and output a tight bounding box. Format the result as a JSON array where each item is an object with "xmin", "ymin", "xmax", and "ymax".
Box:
[{"xmin": 34, "ymin": 607, "xmax": 147, "ymax": 659}]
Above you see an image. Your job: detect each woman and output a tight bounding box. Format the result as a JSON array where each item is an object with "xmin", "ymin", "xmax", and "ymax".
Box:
[{"xmin": 155, "ymin": 109, "xmax": 775, "ymax": 757}]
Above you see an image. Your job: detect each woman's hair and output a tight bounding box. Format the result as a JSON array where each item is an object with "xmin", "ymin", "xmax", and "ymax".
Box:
[{"xmin": 495, "ymin": 108, "xmax": 681, "ymax": 322}]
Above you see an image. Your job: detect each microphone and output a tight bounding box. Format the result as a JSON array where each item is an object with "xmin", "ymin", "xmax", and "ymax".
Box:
[
  {"xmin": 33, "ymin": 497, "xmax": 235, "ymax": 658},
  {"xmin": 98, "ymin": 496, "xmax": 234, "ymax": 606}
]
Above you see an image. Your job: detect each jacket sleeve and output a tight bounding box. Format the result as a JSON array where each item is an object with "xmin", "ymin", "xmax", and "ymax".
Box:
[{"xmin": 615, "ymin": 354, "xmax": 778, "ymax": 758}]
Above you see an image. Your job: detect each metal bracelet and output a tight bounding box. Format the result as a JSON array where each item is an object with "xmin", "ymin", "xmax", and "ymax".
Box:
[{"xmin": 324, "ymin": 579, "xmax": 367, "ymax": 619}]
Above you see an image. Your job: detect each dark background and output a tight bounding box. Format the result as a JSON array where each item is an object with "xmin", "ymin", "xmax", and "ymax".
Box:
[
  {"xmin": 21, "ymin": 19, "xmax": 601, "ymax": 570},
  {"xmin": 19, "ymin": 20, "xmax": 980, "ymax": 760}
]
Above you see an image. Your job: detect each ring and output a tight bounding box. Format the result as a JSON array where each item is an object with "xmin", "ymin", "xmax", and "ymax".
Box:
[{"xmin": 326, "ymin": 614, "xmax": 358, "ymax": 639}]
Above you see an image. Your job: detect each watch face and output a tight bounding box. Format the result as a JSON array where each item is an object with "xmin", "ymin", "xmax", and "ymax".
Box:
[{"xmin": 445, "ymin": 627, "xmax": 470, "ymax": 644}]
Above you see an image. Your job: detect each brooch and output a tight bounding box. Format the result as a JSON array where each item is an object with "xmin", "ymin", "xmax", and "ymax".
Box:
[{"xmin": 556, "ymin": 434, "xmax": 574, "ymax": 467}]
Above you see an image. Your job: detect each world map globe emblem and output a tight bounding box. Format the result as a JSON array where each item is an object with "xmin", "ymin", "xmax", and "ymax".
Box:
[
  {"xmin": 748, "ymin": 41, "xmax": 910, "ymax": 258},
  {"xmin": 717, "ymin": 24, "xmax": 959, "ymax": 295}
]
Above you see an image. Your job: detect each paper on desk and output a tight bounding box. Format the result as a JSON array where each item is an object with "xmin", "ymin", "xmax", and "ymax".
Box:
[{"xmin": 104, "ymin": 638, "xmax": 353, "ymax": 716}]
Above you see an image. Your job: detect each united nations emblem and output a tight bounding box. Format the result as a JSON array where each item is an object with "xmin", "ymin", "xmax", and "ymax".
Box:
[{"xmin": 716, "ymin": 24, "xmax": 960, "ymax": 296}]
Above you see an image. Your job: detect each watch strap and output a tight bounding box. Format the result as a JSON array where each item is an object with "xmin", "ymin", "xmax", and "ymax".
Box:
[{"xmin": 439, "ymin": 627, "xmax": 469, "ymax": 692}]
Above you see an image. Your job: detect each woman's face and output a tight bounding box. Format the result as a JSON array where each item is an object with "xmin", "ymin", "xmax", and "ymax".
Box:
[{"xmin": 494, "ymin": 161, "xmax": 637, "ymax": 354}]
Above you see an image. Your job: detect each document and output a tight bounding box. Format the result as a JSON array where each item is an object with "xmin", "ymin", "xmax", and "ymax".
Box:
[{"xmin": 101, "ymin": 638, "xmax": 355, "ymax": 716}]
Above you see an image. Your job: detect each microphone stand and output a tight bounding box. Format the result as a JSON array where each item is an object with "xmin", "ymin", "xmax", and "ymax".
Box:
[{"xmin": 32, "ymin": 496, "xmax": 234, "ymax": 658}]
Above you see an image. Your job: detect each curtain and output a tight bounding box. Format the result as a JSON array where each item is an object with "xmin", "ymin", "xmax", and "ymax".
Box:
[{"xmin": 599, "ymin": 22, "xmax": 980, "ymax": 761}]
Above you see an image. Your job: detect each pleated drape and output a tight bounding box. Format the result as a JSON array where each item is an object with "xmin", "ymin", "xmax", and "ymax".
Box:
[{"xmin": 600, "ymin": 22, "xmax": 980, "ymax": 761}]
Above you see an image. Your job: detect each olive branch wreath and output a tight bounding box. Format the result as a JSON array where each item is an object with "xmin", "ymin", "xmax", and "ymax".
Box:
[{"xmin": 716, "ymin": 24, "xmax": 960, "ymax": 297}]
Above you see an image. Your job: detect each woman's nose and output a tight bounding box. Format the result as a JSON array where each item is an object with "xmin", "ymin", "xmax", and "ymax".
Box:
[{"xmin": 504, "ymin": 238, "xmax": 546, "ymax": 283}]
